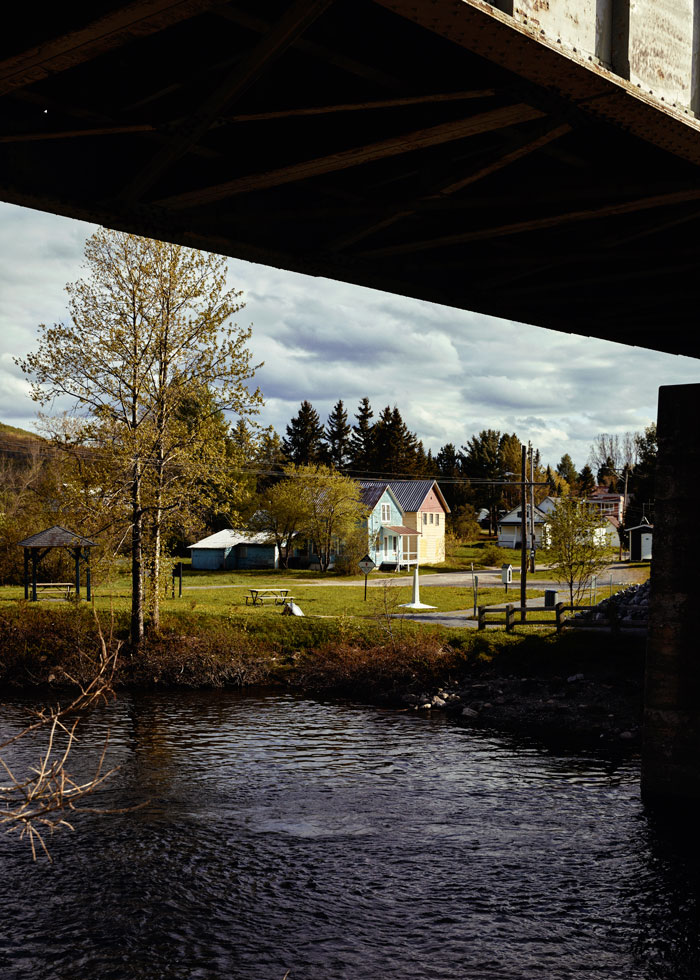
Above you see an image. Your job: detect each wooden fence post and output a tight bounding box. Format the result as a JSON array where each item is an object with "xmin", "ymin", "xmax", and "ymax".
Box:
[
  {"xmin": 556, "ymin": 602, "xmax": 564, "ymax": 633},
  {"xmin": 478, "ymin": 605, "xmax": 486, "ymax": 631},
  {"xmin": 505, "ymin": 604, "xmax": 514, "ymax": 633}
]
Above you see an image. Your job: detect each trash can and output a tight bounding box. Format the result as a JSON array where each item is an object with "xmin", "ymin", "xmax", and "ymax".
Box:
[{"xmin": 544, "ymin": 589, "xmax": 558, "ymax": 608}]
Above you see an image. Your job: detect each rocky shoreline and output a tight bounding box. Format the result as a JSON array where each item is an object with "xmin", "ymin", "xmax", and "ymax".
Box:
[{"xmin": 395, "ymin": 583, "xmax": 650, "ymax": 751}]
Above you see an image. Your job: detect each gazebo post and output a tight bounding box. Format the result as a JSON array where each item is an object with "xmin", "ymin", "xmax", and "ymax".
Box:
[
  {"xmin": 23, "ymin": 549, "xmax": 29, "ymax": 600},
  {"xmin": 31, "ymin": 550, "xmax": 38, "ymax": 601},
  {"xmin": 74, "ymin": 547, "xmax": 81, "ymax": 599},
  {"xmin": 85, "ymin": 549, "xmax": 91, "ymax": 601}
]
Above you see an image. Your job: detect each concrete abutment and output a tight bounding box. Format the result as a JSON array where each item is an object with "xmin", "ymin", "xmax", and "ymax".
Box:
[{"xmin": 643, "ymin": 383, "xmax": 700, "ymax": 804}]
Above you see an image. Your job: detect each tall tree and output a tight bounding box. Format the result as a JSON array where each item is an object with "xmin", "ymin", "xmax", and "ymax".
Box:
[
  {"xmin": 20, "ymin": 229, "xmax": 262, "ymax": 646},
  {"xmin": 350, "ymin": 397, "xmax": 375, "ymax": 473},
  {"xmin": 325, "ymin": 399, "xmax": 352, "ymax": 470},
  {"xmin": 372, "ymin": 405, "xmax": 421, "ymax": 476},
  {"xmin": 498, "ymin": 432, "xmax": 522, "ymax": 509},
  {"xmin": 435, "ymin": 442, "xmax": 471, "ymax": 513},
  {"xmin": 577, "ymin": 464, "xmax": 596, "ymax": 496},
  {"xmin": 556, "ymin": 453, "xmax": 578, "ymax": 487},
  {"xmin": 254, "ymin": 427, "xmax": 287, "ymax": 492},
  {"xmin": 249, "ymin": 473, "xmax": 311, "ymax": 568},
  {"xmin": 293, "ymin": 464, "xmax": 367, "ymax": 573},
  {"xmin": 283, "ymin": 400, "xmax": 326, "ymax": 465},
  {"xmin": 627, "ymin": 422, "xmax": 657, "ymax": 523},
  {"xmin": 461, "ymin": 429, "xmax": 504, "ymax": 534}
]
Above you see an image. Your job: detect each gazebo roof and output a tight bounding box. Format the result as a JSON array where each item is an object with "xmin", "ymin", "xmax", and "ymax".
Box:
[{"xmin": 18, "ymin": 525, "xmax": 96, "ymax": 549}]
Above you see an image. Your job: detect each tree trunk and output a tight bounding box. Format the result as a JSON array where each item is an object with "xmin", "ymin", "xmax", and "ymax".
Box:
[{"xmin": 130, "ymin": 465, "xmax": 144, "ymax": 648}]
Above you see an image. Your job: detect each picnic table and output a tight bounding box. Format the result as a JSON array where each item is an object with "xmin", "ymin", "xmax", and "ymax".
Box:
[
  {"xmin": 36, "ymin": 582, "xmax": 75, "ymax": 599},
  {"xmin": 245, "ymin": 588, "xmax": 294, "ymax": 606}
]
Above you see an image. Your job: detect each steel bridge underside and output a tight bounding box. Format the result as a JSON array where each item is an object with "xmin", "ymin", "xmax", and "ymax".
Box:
[{"xmin": 2, "ymin": 0, "xmax": 700, "ymax": 355}]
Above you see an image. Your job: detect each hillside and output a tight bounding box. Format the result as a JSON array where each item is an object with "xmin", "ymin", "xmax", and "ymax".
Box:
[{"xmin": 0, "ymin": 421, "xmax": 46, "ymax": 461}]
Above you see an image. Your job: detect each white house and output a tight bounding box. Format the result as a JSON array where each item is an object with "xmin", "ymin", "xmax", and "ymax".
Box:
[{"xmin": 497, "ymin": 503, "xmax": 549, "ymax": 549}]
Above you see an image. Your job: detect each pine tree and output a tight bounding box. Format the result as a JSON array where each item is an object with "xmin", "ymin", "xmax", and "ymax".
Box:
[
  {"xmin": 556, "ymin": 453, "xmax": 578, "ymax": 486},
  {"xmin": 282, "ymin": 400, "xmax": 326, "ymax": 465},
  {"xmin": 461, "ymin": 429, "xmax": 503, "ymax": 534},
  {"xmin": 372, "ymin": 405, "xmax": 421, "ymax": 476},
  {"xmin": 255, "ymin": 427, "xmax": 287, "ymax": 492},
  {"xmin": 577, "ymin": 464, "xmax": 596, "ymax": 496},
  {"xmin": 350, "ymin": 397, "xmax": 375, "ymax": 473},
  {"xmin": 435, "ymin": 442, "xmax": 471, "ymax": 512},
  {"xmin": 325, "ymin": 399, "xmax": 352, "ymax": 470}
]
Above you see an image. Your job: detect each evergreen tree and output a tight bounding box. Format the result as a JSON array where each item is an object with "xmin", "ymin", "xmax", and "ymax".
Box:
[
  {"xmin": 597, "ymin": 455, "xmax": 617, "ymax": 488},
  {"xmin": 372, "ymin": 405, "xmax": 421, "ymax": 476},
  {"xmin": 498, "ymin": 432, "xmax": 522, "ymax": 509},
  {"xmin": 461, "ymin": 429, "xmax": 503, "ymax": 534},
  {"xmin": 282, "ymin": 400, "xmax": 326, "ymax": 465},
  {"xmin": 325, "ymin": 399, "xmax": 352, "ymax": 470},
  {"xmin": 435, "ymin": 442, "xmax": 471, "ymax": 513},
  {"xmin": 577, "ymin": 464, "xmax": 596, "ymax": 496},
  {"xmin": 350, "ymin": 397, "xmax": 375, "ymax": 473},
  {"xmin": 254, "ymin": 427, "xmax": 287, "ymax": 492},
  {"xmin": 556, "ymin": 453, "xmax": 578, "ymax": 487},
  {"xmin": 627, "ymin": 422, "xmax": 657, "ymax": 523}
]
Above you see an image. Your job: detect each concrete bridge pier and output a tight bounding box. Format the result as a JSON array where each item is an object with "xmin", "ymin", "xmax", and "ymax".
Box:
[{"xmin": 643, "ymin": 383, "xmax": 700, "ymax": 805}]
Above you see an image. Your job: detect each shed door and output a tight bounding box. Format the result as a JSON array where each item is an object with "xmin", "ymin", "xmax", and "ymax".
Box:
[{"xmin": 641, "ymin": 533, "xmax": 652, "ymax": 560}]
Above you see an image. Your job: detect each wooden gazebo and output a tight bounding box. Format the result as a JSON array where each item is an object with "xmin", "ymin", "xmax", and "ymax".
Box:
[{"xmin": 18, "ymin": 525, "xmax": 96, "ymax": 601}]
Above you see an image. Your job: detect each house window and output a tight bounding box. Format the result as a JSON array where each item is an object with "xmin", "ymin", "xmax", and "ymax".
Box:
[
  {"xmin": 429, "ymin": 513, "xmax": 434, "ymax": 524},
  {"xmin": 422, "ymin": 513, "xmax": 428, "ymax": 525},
  {"xmin": 381, "ymin": 503, "xmax": 391, "ymax": 522},
  {"xmin": 238, "ymin": 546, "xmax": 247, "ymax": 558},
  {"xmin": 435, "ymin": 514, "xmax": 440, "ymax": 526}
]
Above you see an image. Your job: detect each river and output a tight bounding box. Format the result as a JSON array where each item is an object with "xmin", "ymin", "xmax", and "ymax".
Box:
[{"xmin": 0, "ymin": 691, "xmax": 698, "ymax": 979}]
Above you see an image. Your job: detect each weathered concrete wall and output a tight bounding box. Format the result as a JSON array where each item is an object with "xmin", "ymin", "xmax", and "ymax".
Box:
[
  {"xmin": 490, "ymin": 0, "xmax": 700, "ymax": 115},
  {"xmin": 643, "ymin": 383, "xmax": 700, "ymax": 804}
]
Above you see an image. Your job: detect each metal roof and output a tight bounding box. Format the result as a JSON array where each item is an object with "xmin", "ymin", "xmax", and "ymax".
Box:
[
  {"xmin": 4, "ymin": 1, "xmax": 700, "ymax": 351},
  {"xmin": 386, "ymin": 524, "xmax": 420, "ymax": 536},
  {"xmin": 359, "ymin": 479, "xmax": 450, "ymax": 513},
  {"xmin": 189, "ymin": 529, "xmax": 274, "ymax": 549},
  {"xmin": 18, "ymin": 525, "xmax": 96, "ymax": 548},
  {"xmin": 357, "ymin": 481, "xmax": 391, "ymax": 510}
]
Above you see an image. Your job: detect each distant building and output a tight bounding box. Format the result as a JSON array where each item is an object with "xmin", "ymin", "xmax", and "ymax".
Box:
[
  {"xmin": 628, "ymin": 520, "xmax": 653, "ymax": 561},
  {"xmin": 585, "ymin": 485, "xmax": 625, "ymax": 522},
  {"xmin": 189, "ymin": 530, "xmax": 278, "ymax": 570},
  {"xmin": 497, "ymin": 504, "xmax": 548, "ymax": 549}
]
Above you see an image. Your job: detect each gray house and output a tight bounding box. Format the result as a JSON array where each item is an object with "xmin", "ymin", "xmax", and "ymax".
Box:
[{"xmin": 188, "ymin": 530, "xmax": 279, "ymax": 570}]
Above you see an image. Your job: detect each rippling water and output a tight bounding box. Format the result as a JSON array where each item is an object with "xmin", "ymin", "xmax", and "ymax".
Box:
[{"xmin": 0, "ymin": 691, "xmax": 698, "ymax": 979}]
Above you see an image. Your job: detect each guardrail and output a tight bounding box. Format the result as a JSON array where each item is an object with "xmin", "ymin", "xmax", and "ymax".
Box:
[{"xmin": 477, "ymin": 602, "xmax": 644, "ymax": 633}]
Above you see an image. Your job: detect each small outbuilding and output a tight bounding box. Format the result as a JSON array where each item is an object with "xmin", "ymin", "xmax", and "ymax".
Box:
[
  {"xmin": 628, "ymin": 521, "xmax": 653, "ymax": 561},
  {"xmin": 188, "ymin": 530, "xmax": 279, "ymax": 570}
]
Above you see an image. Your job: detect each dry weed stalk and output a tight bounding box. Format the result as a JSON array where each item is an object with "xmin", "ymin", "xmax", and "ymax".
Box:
[{"xmin": 0, "ymin": 613, "xmax": 129, "ymax": 861}]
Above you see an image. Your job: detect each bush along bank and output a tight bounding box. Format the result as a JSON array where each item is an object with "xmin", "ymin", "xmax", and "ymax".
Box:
[{"xmin": 0, "ymin": 605, "xmax": 646, "ymax": 752}]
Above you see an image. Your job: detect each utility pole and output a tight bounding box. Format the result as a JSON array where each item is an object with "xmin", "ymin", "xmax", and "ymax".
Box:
[
  {"xmin": 529, "ymin": 441, "xmax": 536, "ymax": 574},
  {"xmin": 520, "ymin": 444, "xmax": 527, "ymax": 622}
]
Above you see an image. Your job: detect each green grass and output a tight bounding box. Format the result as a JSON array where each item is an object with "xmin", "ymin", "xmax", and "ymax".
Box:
[{"xmin": 0, "ymin": 572, "xmax": 544, "ymax": 628}]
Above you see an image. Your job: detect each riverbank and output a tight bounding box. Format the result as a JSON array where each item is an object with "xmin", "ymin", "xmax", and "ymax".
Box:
[{"xmin": 0, "ymin": 603, "xmax": 645, "ymax": 754}]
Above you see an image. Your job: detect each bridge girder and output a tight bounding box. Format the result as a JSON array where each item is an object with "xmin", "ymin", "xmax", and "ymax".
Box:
[{"xmin": 2, "ymin": 0, "xmax": 700, "ymax": 354}]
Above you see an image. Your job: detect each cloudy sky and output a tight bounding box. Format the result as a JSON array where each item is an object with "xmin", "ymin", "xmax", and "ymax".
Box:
[{"xmin": 1, "ymin": 200, "xmax": 698, "ymax": 471}]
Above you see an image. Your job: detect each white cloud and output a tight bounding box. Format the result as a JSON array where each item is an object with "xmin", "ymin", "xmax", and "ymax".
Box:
[{"xmin": 2, "ymin": 202, "xmax": 699, "ymax": 470}]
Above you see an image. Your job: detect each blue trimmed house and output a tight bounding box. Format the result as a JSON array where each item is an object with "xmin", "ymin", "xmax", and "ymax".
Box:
[{"xmin": 357, "ymin": 481, "xmax": 420, "ymax": 569}]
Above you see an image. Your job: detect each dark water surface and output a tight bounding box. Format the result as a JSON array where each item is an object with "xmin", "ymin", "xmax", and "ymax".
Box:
[{"xmin": 1, "ymin": 690, "xmax": 699, "ymax": 980}]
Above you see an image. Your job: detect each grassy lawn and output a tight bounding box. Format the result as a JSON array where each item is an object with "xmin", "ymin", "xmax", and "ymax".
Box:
[{"xmin": 0, "ymin": 572, "xmax": 543, "ymax": 625}]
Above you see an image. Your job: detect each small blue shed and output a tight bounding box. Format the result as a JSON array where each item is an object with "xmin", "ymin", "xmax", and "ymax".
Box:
[{"xmin": 189, "ymin": 530, "xmax": 279, "ymax": 570}]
